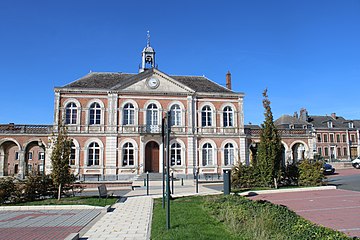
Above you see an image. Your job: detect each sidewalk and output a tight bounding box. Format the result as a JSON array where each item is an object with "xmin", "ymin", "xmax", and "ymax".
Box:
[{"xmin": 80, "ymin": 180, "xmax": 222, "ymax": 240}]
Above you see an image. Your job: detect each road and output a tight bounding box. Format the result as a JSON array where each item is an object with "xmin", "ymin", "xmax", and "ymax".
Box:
[{"xmin": 327, "ymin": 168, "xmax": 360, "ymax": 192}]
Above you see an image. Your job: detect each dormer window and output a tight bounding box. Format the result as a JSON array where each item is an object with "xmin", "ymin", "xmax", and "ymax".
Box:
[
  {"xmin": 349, "ymin": 122, "xmax": 354, "ymax": 128},
  {"xmin": 327, "ymin": 121, "xmax": 333, "ymax": 128}
]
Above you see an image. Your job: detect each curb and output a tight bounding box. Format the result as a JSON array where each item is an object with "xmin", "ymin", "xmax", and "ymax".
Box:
[
  {"xmin": 238, "ymin": 185, "xmax": 337, "ymax": 196},
  {"xmin": 64, "ymin": 233, "xmax": 79, "ymax": 240},
  {"xmin": 0, "ymin": 205, "xmax": 104, "ymax": 211}
]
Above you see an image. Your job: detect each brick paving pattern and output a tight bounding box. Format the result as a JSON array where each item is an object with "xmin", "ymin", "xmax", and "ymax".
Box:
[{"xmin": 0, "ymin": 209, "xmax": 101, "ymax": 240}]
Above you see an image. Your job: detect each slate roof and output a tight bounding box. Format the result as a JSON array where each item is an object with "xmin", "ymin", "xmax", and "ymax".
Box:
[
  {"xmin": 63, "ymin": 72, "xmax": 134, "ymax": 89},
  {"xmin": 61, "ymin": 69, "xmax": 235, "ymax": 93},
  {"xmin": 307, "ymin": 115, "xmax": 348, "ymax": 129},
  {"xmin": 275, "ymin": 115, "xmax": 309, "ymax": 126}
]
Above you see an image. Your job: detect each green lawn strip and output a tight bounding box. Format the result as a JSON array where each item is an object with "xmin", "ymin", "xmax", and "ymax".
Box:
[
  {"xmin": 151, "ymin": 196, "xmax": 240, "ymax": 240},
  {"xmin": 5, "ymin": 196, "xmax": 118, "ymax": 207}
]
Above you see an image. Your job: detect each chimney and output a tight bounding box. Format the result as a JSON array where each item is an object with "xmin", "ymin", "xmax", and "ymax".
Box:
[
  {"xmin": 293, "ymin": 112, "xmax": 298, "ymax": 118},
  {"xmin": 226, "ymin": 71, "xmax": 232, "ymax": 90},
  {"xmin": 299, "ymin": 108, "xmax": 308, "ymax": 122},
  {"xmin": 331, "ymin": 113, "xmax": 336, "ymax": 119}
]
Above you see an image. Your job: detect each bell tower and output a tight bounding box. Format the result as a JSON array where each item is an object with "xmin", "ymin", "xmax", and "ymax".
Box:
[{"xmin": 139, "ymin": 31, "xmax": 156, "ymax": 72}]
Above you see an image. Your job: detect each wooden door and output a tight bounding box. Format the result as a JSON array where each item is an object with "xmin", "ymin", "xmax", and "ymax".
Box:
[{"xmin": 145, "ymin": 141, "xmax": 159, "ymax": 172}]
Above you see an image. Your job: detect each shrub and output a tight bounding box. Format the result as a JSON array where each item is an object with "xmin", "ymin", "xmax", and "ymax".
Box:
[
  {"xmin": 22, "ymin": 173, "xmax": 56, "ymax": 201},
  {"xmin": 0, "ymin": 177, "xmax": 16, "ymax": 203},
  {"xmin": 281, "ymin": 162, "xmax": 299, "ymax": 186},
  {"xmin": 232, "ymin": 163, "xmax": 262, "ymax": 188},
  {"xmin": 298, "ymin": 159, "xmax": 324, "ymax": 186}
]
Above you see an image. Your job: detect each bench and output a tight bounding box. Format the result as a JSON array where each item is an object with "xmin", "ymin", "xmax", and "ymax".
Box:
[{"xmin": 98, "ymin": 184, "xmax": 113, "ymax": 200}]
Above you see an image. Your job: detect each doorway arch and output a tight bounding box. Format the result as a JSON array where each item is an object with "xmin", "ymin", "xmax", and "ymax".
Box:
[{"xmin": 145, "ymin": 141, "xmax": 159, "ymax": 172}]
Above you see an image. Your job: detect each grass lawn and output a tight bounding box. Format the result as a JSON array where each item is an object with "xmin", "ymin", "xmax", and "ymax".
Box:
[
  {"xmin": 151, "ymin": 196, "xmax": 240, "ymax": 240},
  {"xmin": 8, "ymin": 196, "xmax": 118, "ymax": 207},
  {"xmin": 151, "ymin": 195, "xmax": 351, "ymax": 240}
]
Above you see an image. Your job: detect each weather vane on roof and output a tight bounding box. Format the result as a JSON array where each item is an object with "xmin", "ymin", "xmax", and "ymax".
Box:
[{"xmin": 147, "ymin": 30, "xmax": 150, "ymax": 47}]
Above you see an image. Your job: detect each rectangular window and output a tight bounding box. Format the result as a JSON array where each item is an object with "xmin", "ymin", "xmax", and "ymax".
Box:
[
  {"xmin": 351, "ymin": 134, "xmax": 356, "ymax": 143},
  {"xmin": 15, "ymin": 152, "xmax": 19, "ymax": 160},
  {"xmin": 318, "ymin": 147, "xmax": 322, "ymax": 156},
  {"xmin": 342, "ymin": 134, "xmax": 347, "ymax": 143},
  {"xmin": 323, "ymin": 134, "xmax": 328, "ymax": 143},
  {"xmin": 336, "ymin": 134, "xmax": 340, "ymax": 143},
  {"xmin": 337, "ymin": 147, "xmax": 341, "ymax": 157},
  {"xmin": 70, "ymin": 148, "xmax": 75, "ymax": 165},
  {"xmin": 317, "ymin": 134, "xmax": 322, "ymax": 142},
  {"xmin": 344, "ymin": 148, "xmax": 348, "ymax": 156},
  {"xmin": 330, "ymin": 134, "xmax": 334, "ymax": 143},
  {"xmin": 324, "ymin": 147, "xmax": 329, "ymax": 156},
  {"xmin": 28, "ymin": 152, "xmax": 33, "ymax": 160},
  {"xmin": 38, "ymin": 152, "xmax": 45, "ymax": 161}
]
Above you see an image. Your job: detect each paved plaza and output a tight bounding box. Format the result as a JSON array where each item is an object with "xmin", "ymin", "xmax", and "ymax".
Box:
[{"xmin": 0, "ymin": 207, "xmax": 102, "ymax": 240}]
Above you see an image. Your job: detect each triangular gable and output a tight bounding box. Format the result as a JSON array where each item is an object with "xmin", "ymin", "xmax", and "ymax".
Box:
[{"xmin": 112, "ymin": 68, "xmax": 195, "ymax": 93}]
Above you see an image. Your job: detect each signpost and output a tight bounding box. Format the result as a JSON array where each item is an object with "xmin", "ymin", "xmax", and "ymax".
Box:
[{"xmin": 162, "ymin": 111, "xmax": 171, "ymax": 230}]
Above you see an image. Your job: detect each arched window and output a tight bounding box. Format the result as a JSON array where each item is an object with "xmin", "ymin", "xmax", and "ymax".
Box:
[
  {"xmin": 123, "ymin": 103, "xmax": 135, "ymax": 125},
  {"xmin": 202, "ymin": 143, "xmax": 213, "ymax": 166},
  {"xmin": 224, "ymin": 143, "xmax": 234, "ymax": 166},
  {"xmin": 65, "ymin": 102, "xmax": 77, "ymax": 125},
  {"xmin": 201, "ymin": 106, "xmax": 212, "ymax": 127},
  {"xmin": 223, "ymin": 106, "xmax": 233, "ymax": 127},
  {"xmin": 88, "ymin": 142, "xmax": 100, "ymax": 166},
  {"xmin": 70, "ymin": 142, "xmax": 76, "ymax": 165},
  {"xmin": 170, "ymin": 143, "xmax": 182, "ymax": 166},
  {"xmin": 89, "ymin": 102, "xmax": 101, "ymax": 125},
  {"xmin": 122, "ymin": 142, "xmax": 134, "ymax": 166},
  {"xmin": 170, "ymin": 104, "xmax": 181, "ymax": 126},
  {"xmin": 146, "ymin": 103, "xmax": 158, "ymax": 132}
]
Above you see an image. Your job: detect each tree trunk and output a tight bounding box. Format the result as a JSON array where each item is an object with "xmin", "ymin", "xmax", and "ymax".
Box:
[{"xmin": 57, "ymin": 183, "xmax": 62, "ymax": 201}]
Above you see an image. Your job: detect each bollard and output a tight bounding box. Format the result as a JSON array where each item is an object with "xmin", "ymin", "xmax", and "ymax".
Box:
[
  {"xmin": 223, "ymin": 169, "xmax": 231, "ymax": 195},
  {"xmin": 181, "ymin": 178, "xmax": 184, "ymax": 186},
  {"xmin": 171, "ymin": 172, "xmax": 174, "ymax": 194},
  {"xmin": 144, "ymin": 178, "xmax": 146, "ymax": 187},
  {"xmin": 196, "ymin": 172, "xmax": 199, "ymax": 193},
  {"xmin": 147, "ymin": 171, "xmax": 149, "ymax": 195}
]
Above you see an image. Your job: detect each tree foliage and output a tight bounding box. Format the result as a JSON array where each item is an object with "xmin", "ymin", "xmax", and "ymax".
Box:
[
  {"xmin": 256, "ymin": 89, "xmax": 282, "ymax": 187},
  {"xmin": 50, "ymin": 124, "xmax": 73, "ymax": 200}
]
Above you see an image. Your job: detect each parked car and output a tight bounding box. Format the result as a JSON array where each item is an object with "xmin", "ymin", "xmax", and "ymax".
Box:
[
  {"xmin": 351, "ymin": 156, "xmax": 360, "ymax": 169},
  {"xmin": 323, "ymin": 163, "xmax": 335, "ymax": 174}
]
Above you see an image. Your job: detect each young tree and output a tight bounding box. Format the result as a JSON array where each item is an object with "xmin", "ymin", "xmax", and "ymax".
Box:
[
  {"xmin": 256, "ymin": 89, "xmax": 282, "ymax": 187},
  {"xmin": 50, "ymin": 124, "xmax": 73, "ymax": 200}
]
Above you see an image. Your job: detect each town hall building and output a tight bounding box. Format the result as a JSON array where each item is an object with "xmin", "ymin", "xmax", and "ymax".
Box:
[{"xmin": 0, "ymin": 37, "xmax": 358, "ymax": 180}]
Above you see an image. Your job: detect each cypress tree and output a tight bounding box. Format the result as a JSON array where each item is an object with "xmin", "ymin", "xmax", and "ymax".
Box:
[
  {"xmin": 256, "ymin": 89, "xmax": 282, "ymax": 187},
  {"xmin": 50, "ymin": 124, "xmax": 72, "ymax": 200}
]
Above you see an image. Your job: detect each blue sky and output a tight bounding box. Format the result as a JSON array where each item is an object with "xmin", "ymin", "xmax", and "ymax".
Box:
[{"xmin": 0, "ymin": 0, "xmax": 359, "ymax": 125}]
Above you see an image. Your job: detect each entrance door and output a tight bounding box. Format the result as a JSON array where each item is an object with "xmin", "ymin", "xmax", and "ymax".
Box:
[{"xmin": 145, "ymin": 141, "xmax": 159, "ymax": 172}]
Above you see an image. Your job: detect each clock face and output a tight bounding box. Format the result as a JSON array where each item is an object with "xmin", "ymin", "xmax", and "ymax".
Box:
[{"xmin": 147, "ymin": 77, "xmax": 159, "ymax": 89}]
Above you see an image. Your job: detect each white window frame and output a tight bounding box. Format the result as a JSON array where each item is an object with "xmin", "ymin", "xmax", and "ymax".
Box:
[
  {"xmin": 123, "ymin": 103, "xmax": 135, "ymax": 125},
  {"xmin": 122, "ymin": 142, "xmax": 135, "ymax": 166},
  {"xmin": 170, "ymin": 104, "xmax": 182, "ymax": 126},
  {"xmin": 89, "ymin": 102, "xmax": 102, "ymax": 125},
  {"xmin": 65, "ymin": 102, "xmax": 78, "ymax": 125},
  {"xmin": 170, "ymin": 142, "xmax": 182, "ymax": 166},
  {"xmin": 87, "ymin": 142, "xmax": 100, "ymax": 166},
  {"xmin": 201, "ymin": 105, "xmax": 212, "ymax": 127},
  {"xmin": 223, "ymin": 106, "xmax": 234, "ymax": 127}
]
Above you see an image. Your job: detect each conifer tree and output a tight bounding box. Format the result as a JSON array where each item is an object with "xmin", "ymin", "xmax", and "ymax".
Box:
[
  {"xmin": 50, "ymin": 124, "xmax": 72, "ymax": 200},
  {"xmin": 256, "ymin": 89, "xmax": 282, "ymax": 187}
]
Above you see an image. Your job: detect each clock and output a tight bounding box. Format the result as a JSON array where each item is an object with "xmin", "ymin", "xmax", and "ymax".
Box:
[{"xmin": 146, "ymin": 77, "xmax": 160, "ymax": 89}]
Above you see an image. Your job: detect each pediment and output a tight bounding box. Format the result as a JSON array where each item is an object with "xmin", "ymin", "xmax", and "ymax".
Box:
[{"xmin": 114, "ymin": 69, "xmax": 194, "ymax": 94}]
